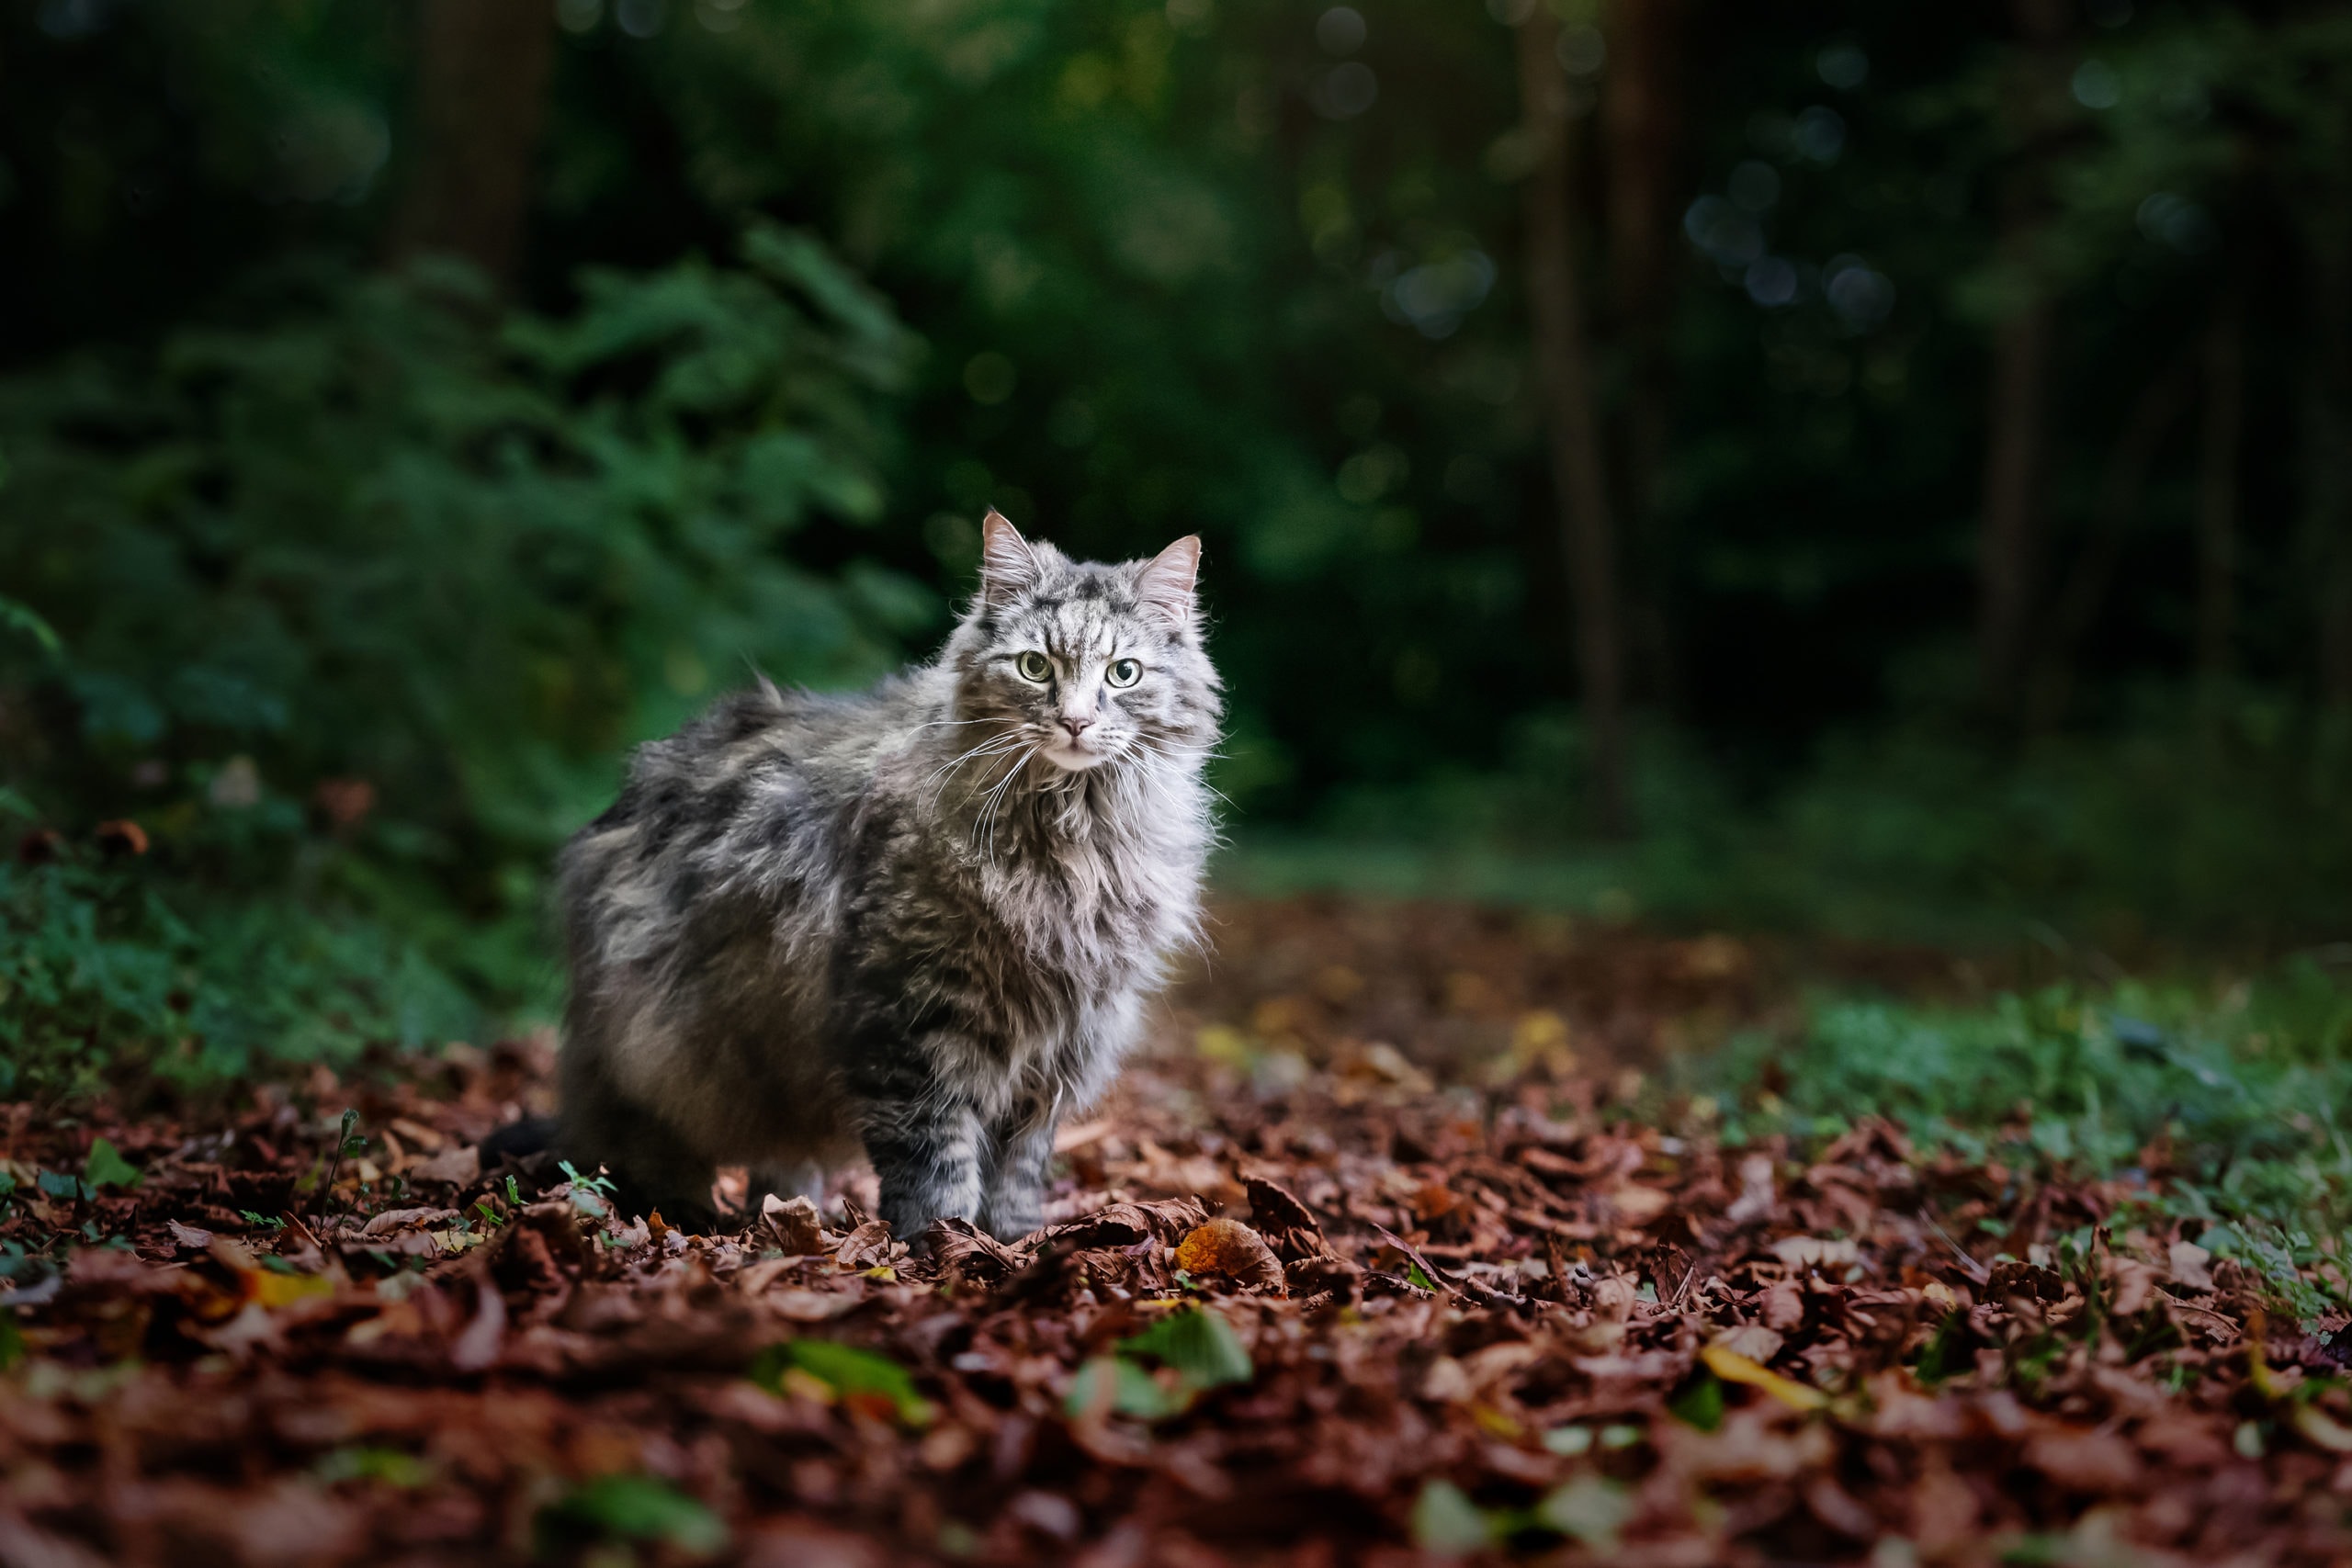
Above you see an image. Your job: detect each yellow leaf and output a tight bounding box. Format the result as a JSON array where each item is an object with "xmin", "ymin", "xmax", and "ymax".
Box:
[
  {"xmin": 2293, "ymin": 1404, "xmax": 2352, "ymax": 1452},
  {"xmin": 1700, "ymin": 1342, "xmax": 1828, "ymax": 1412},
  {"xmin": 1469, "ymin": 1403, "xmax": 1524, "ymax": 1441},
  {"xmin": 250, "ymin": 1270, "xmax": 334, "ymax": 1309}
]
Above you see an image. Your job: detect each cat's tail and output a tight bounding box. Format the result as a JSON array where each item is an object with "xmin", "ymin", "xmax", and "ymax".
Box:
[{"xmin": 479, "ymin": 1114, "xmax": 559, "ymax": 1166}]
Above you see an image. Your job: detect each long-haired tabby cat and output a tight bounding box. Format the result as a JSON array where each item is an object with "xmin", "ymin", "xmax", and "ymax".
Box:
[{"xmin": 537, "ymin": 511, "xmax": 1218, "ymax": 1241}]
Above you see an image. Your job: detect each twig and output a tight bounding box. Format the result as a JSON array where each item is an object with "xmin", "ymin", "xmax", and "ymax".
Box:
[
  {"xmin": 1917, "ymin": 1207, "xmax": 1993, "ymax": 1284},
  {"xmin": 314, "ymin": 1108, "xmax": 358, "ymax": 1240}
]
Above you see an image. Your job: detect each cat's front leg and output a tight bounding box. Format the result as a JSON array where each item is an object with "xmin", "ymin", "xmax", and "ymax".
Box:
[
  {"xmin": 855, "ymin": 1087, "xmax": 986, "ymax": 1246},
  {"xmin": 979, "ymin": 1099, "xmax": 1056, "ymax": 1242}
]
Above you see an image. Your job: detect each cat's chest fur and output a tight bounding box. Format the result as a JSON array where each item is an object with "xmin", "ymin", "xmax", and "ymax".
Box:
[{"xmin": 857, "ymin": 770, "xmax": 1203, "ymax": 1058}]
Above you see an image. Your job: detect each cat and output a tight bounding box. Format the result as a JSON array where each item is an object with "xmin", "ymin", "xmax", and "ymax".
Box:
[{"xmin": 545, "ymin": 510, "xmax": 1220, "ymax": 1243}]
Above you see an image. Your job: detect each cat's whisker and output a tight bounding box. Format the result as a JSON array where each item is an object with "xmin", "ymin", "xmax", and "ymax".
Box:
[
  {"xmin": 920, "ymin": 728, "xmax": 1030, "ymax": 801},
  {"xmin": 972, "ymin": 742, "xmax": 1036, "ymax": 862}
]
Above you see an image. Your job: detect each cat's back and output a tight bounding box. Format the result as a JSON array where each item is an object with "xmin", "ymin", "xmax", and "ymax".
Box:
[{"xmin": 561, "ymin": 668, "xmax": 944, "ymax": 947}]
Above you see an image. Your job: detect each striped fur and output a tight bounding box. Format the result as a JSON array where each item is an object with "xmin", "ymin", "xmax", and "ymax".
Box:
[{"xmin": 552, "ymin": 513, "xmax": 1220, "ymax": 1241}]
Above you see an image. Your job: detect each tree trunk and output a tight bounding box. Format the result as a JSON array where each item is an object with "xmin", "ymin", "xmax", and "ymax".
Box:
[
  {"xmin": 2024, "ymin": 355, "xmax": 2193, "ymax": 732},
  {"xmin": 1976, "ymin": 220, "xmax": 2056, "ymax": 716},
  {"xmin": 1602, "ymin": 0, "xmax": 1687, "ymax": 709},
  {"xmin": 1517, "ymin": 7, "xmax": 1629, "ymax": 837},
  {"xmin": 387, "ymin": 0, "xmax": 557, "ymax": 288},
  {"xmin": 2305, "ymin": 200, "xmax": 2352, "ymax": 717},
  {"xmin": 2194, "ymin": 292, "xmax": 2245, "ymax": 722},
  {"xmin": 1975, "ymin": 0, "xmax": 2068, "ymax": 719}
]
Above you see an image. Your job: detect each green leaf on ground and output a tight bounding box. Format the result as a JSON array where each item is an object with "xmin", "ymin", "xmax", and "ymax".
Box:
[
  {"xmin": 1118, "ymin": 1303, "xmax": 1253, "ymax": 1388},
  {"xmin": 752, "ymin": 1338, "xmax": 935, "ymax": 1426},
  {"xmin": 83, "ymin": 1139, "xmax": 140, "ymax": 1191},
  {"xmin": 1066, "ymin": 1355, "xmax": 1192, "ymax": 1422},
  {"xmin": 314, "ymin": 1446, "xmax": 432, "ymax": 1487},
  {"xmin": 1669, "ymin": 1372, "xmax": 1726, "ymax": 1431},
  {"xmin": 1411, "ymin": 1480, "xmax": 1493, "ymax": 1554},
  {"xmin": 537, "ymin": 1474, "xmax": 726, "ymax": 1557},
  {"xmin": 1536, "ymin": 1474, "xmax": 1634, "ymax": 1547}
]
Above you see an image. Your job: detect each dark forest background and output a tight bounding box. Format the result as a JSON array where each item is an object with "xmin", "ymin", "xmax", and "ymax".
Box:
[{"xmin": 4, "ymin": 0, "xmax": 2350, "ymax": 1091}]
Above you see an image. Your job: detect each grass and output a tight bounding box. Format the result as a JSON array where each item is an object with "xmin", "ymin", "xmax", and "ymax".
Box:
[{"xmin": 1681, "ymin": 952, "xmax": 2352, "ymax": 1319}]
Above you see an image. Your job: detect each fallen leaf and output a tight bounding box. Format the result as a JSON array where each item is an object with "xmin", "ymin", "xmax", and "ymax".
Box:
[
  {"xmin": 1173, "ymin": 1218, "xmax": 1285, "ymax": 1292},
  {"xmin": 1712, "ymin": 1325, "xmax": 1785, "ymax": 1364},
  {"xmin": 410, "ymin": 1145, "xmax": 480, "ymax": 1188},
  {"xmin": 1699, "ymin": 1343, "xmax": 1829, "ymax": 1412},
  {"xmin": 2168, "ymin": 1240, "xmax": 2214, "ymax": 1292},
  {"xmin": 2023, "ymin": 1428, "xmax": 2144, "ymax": 1494},
  {"xmin": 449, "ymin": 1279, "xmax": 505, "ymax": 1371},
  {"xmin": 762, "ymin": 1192, "xmax": 825, "ymax": 1255}
]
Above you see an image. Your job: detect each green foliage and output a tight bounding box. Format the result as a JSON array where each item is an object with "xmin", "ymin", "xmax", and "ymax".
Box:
[
  {"xmin": 1668, "ymin": 1373, "xmax": 1726, "ymax": 1432},
  {"xmin": 0, "ymin": 843, "xmax": 478, "ymax": 1097},
  {"xmin": 80, "ymin": 1138, "xmax": 138, "ymax": 1191},
  {"xmin": 1701, "ymin": 956, "xmax": 2352, "ymax": 1308},
  {"xmin": 1410, "ymin": 1472, "xmax": 1635, "ymax": 1555},
  {"xmin": 537, "ymin": 1473, "xmax": 726, "ymax": 1559},
  {"xmin": 1065, "ymin": 1354, "xmax": 1193, "ymax": 1423},
  {"xmin": 1410, "ymin": 1480, "xmax": 1494, "ymax": 1555},
  {"xmin": 751, "ymin": 1339, "xmax": 936, "ymax": 1427},
  {"xmin": 1066, "ymin": 1303, "xmax": 1254, "ymax": 1424},
  {"xmin": 1232, "ymin": 699, "xmax": 2352, "ymax": 945},
  {"xmin": 2, "ymin": 0, "xmax": 2348, "ymax": 1098},
  {"xmin": 1116, "ymin": 1303, "xmax": 1253, "ymax": 1389},
  {"xmin": 0, "ymin": 224, "xmax": 922, "ymax": 1085},
  {"xmin": 313, "ymin": 1446, "xmax": 432, "ymax": 1489}
]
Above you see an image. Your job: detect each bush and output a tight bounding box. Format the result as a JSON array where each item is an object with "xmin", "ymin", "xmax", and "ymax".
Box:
[
  {"xmin": 0, "ymin": 225, "xmax": 925, "ymax": 1089},
  {"xmin": 1227, "ymin": 700, "xmax": 2352, "ymax": 947}
]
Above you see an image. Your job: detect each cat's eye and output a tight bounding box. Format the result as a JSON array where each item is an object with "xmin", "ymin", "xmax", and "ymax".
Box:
[
  {"xmin": 1014, "ymin": 651, "xmax": 1053, "ymax": 682},
  {"xmin": 1106, "ymin": 658, "xmax": 1142, "ymax": 688}
]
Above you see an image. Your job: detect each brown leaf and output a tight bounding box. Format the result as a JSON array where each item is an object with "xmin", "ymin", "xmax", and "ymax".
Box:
[
  {"xmin": 359, "ymin": 1206, "xmax": 459, "ymax": 1237},
  {"xmin": 1712, "ymin": 1324, "xmax": 1786, "ymax": 1364},
  {"xmin": 1242, "ymin": 1174, "xmax": 1332, "ymax": 1261},
  {"xmin": 929, "ymin": 1216, "xmax": 1022, "ymax": 1287},
  {"xmin": 448, "ymin": 1277, "xmax": 506, "ymax": 1371},
  {"xmin": 2106, "ymin": 1258, "xmax": 2160, "ymax": 1317},
  {"xmin": 2023, "ymin": 1427, "xmax": 2144, "ymax": 1495},
  {"xmin": 410, "ymin": 1143, "xmax": 481, "ymax": 1188},
  {"xmin": 763, "ymin": 1192, "xmax": 826, "ymax": 1255},
  {"xmin": 1760, "ymin": 1279, "xmax": 1806, "ymax": 1332},
  {"xmin": 2168, "ymin": 1239, "xmax": 2215, "ymax": 1292}
]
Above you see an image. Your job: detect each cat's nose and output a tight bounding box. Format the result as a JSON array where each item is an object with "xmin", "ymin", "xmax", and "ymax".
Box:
[{"xmin": 1060, "ymin": 716, "xmax": 1095, "ymax": 742}]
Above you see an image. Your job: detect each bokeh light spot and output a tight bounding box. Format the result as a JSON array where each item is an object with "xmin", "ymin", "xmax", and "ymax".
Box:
[
  {"xmin": 1316, "ymin": 6, "xmax": 1366, "ymax": 56},
  {"xmin": 1729, "ymin": 160, "xmax": 1781, "ymax": 212},
  {"xmin": 1746, "ymin": 257, "xmax": 1798, "ymax": 308},
  {"xmin": 1556, "ymin": 24, "xmax": 1605, "ymax": 76},
  {"xmin": 2072, "ymin": 60, "xmax": 2121, "ymax": 109},
  {"xmin": 1792, "ymin": 106, "xmax": 1846, "ymax": 164},
  {"xmin": 1816, "ymin": 41, "xmax": 1869, "ymax": 90},
  {"xmin": 1314, "ymin": 62, "xmax": 1378, "ymax": 118},
  {"xmin": 963, "ymin": 352, "xmax": 1018, "ymax": 406}
]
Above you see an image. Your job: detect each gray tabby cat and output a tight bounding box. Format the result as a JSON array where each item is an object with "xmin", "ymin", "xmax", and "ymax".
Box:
[{"xmin": 549, "ymin": 511, "xmax": 1219, "ymax": 1242}]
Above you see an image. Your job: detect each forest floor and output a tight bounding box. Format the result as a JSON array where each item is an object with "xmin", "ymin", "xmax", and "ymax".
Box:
[{"xmin": 3, "ymin": 898, "xmax": 2348, "ymax": 1567}]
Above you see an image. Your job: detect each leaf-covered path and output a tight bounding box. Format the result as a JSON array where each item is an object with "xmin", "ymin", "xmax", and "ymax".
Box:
[{"xmin": 3, "ymin": 900, "xmax": 2346, "ymax": 1566}]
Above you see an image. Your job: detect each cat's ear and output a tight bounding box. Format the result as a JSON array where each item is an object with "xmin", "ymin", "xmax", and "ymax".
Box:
[
  {"xmin": 1136, "ymin": 535, "xmax": 1202, "ymax": 627},
  {"xmin": 978, "ymin": 508, "xmax": 1043, "ymax": 608}
]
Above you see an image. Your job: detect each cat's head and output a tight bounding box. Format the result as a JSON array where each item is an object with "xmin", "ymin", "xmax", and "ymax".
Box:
[{"xmin": 948, "ymin": 509, "xmax": 1221, "ymax": 773}]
